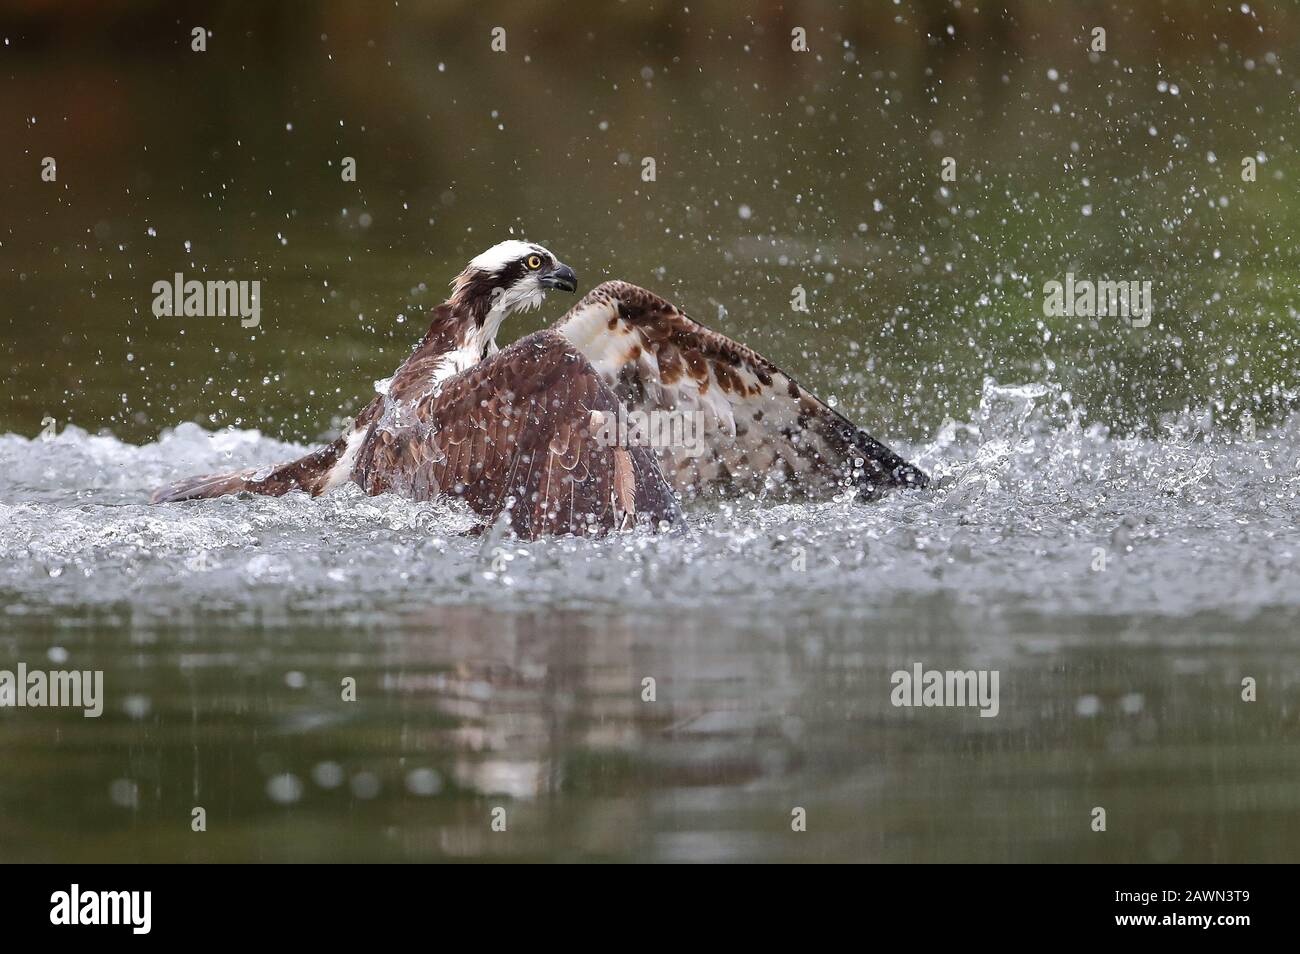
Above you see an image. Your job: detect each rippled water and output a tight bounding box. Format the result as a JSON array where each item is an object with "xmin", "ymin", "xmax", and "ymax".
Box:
[{"xmin": 4, "ymin": 381, "xmax": 1298, "ymax": 862}]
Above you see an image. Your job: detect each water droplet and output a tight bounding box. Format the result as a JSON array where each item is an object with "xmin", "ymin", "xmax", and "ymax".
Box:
[
  {"xmin": 406, "ymin": 768, "xmax": 443, "ymax": 796},
  {"xmin": 267, "ymin": 773, "xmax": 304, "ymax": 804},
  {"xmin": 312, "ymin": 762, "xmax": 345, "ymax": 789}
]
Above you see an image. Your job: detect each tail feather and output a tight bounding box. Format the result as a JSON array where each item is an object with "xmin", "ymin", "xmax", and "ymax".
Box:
[
  {"xmin": 149, "ymin": 438, "xmax": 347, "ymax": 504},
  {"xmin": 850, "ymin": 427, "xmax": 930, "ymax": 499}
]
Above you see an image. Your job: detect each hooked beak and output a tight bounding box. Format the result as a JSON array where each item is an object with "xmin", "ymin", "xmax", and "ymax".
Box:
[{"xmin": 540, "ymin": 262, "xmax": 578, "ymax": 292}]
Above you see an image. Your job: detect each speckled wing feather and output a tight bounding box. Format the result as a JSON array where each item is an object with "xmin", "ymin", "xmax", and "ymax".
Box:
[
  {"xmin": 555, "ymin": 281, "xmax": 928, "ymax": 502},
  {"xmin": 146, "ymin": 304, "xmax": 463, "ymax": 506},
  {"xmin": 149, "ymin": 437, "xmax": 349, "ymax": 503},
  {"xmin": 351, "ymin": 329, "xmax": 681, "ymax": 539}
]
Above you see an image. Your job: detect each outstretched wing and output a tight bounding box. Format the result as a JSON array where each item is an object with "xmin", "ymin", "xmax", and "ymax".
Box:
[
  {"xmin": 555, "ymin": 281, "xmax": 928, "ymax": 502},
  {"xmin": 148, "ymin": 304, "xmax": 463, "ymax": 505},
  {"xmin": 351, "ymin": 329, "xmax": 681, "ymax": 540}
]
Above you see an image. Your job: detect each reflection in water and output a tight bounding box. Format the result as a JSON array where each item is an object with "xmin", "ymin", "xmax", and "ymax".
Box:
[{"xmin": 3, "ymin": 597, "xmax": 1298, "ymax": 862}]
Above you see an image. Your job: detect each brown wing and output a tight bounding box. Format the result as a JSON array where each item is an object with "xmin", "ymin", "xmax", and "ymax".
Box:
[
  {"xmin": 148, "ymin": 439, "xmax": 348, "ymax": 503},
  {"xmin": 351, "ymin": 329, "xmax": 681, "ymax": 540},
  {"xmin": 555, "ymin": 281, "xmax": 928, "ymax": 502},
  {"xmin": 148, "ymin": 304, "xmax": 461, "ymax": 505}
]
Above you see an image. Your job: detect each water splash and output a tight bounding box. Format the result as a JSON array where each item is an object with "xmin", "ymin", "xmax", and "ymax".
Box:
[{"xmin": 2, "ymin": 388, "xmax": 1297, "ymax": 625}]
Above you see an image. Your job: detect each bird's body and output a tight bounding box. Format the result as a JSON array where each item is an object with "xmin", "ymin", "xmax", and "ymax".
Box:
[{"xmin": 151, "ymin": 241, "xmax": 927, "ymax": 538}]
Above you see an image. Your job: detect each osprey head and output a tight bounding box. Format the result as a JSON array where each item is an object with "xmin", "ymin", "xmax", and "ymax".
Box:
[{"xmin": 449, "ymin": 240, "xmax": 578, "ymax": 326}]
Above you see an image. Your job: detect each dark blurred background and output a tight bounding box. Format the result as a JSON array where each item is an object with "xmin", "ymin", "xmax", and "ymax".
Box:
[{"xmin": 2, "ymin": 0, "xmax": 1297, "ymax": 444}]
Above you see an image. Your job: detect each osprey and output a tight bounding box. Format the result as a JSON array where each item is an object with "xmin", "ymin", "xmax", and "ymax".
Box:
[{"xmin": 151, "ymin": 240, "xmax": 928, "ymax": 538}]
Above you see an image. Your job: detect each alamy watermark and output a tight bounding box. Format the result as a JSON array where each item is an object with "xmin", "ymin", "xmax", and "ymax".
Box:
[
  {"xmin": 50, "ymin": 885, "xmax": 150, "ymax": 934},
  {"xmin": 890, "ymin": 663, "xmax": 1000, "ymax": 718},
  {"xmin": 590, "ymin": 406, "xmax": 706, "ymax": 457},
  {"xmin": 1043, "ymin": 272, "xmax": 1152, "ymax": 328},
  {"xmin": 152, "ymin": 273, "xmax": 261, "ymax": 328},
  {"xmin": 0, "ymin": 663, "xmax": 104, "ymax": 717}
]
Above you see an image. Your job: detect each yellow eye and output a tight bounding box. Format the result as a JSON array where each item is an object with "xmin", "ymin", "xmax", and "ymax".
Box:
[{"xmin": 526, "ymin": 254, "xmax": 543, "ymax": 270}]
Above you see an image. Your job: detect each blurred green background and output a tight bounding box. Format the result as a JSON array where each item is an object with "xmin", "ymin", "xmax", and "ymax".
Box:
[{"xmin": 2, "ymin": 0, "xmax": 1297, "ymax": 446}]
